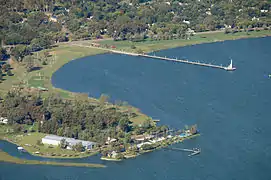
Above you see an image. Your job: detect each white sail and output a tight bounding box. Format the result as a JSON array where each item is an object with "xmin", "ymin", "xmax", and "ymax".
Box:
[{"xmin": 229, "ymin": 59, "xmax": 233, "ymax": 69}]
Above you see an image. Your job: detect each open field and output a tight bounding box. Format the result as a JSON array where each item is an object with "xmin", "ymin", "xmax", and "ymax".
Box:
[
  {"xmin": 94, "ymin": 30, "xmax": 271, "ymax": 53},
  {"xmin": 0, "ymin": 150, "xmax": 105, "ymax": 168},
  {"xmin": 1, "ymin": 130, "xmax": 98, "ymax": 159},
  {"xmin": 0, "ymin": 45, "xmax": 106, "ymax": 99}
]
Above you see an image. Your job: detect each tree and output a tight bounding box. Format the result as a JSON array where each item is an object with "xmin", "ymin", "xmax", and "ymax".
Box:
[
  {"xmin": 23, "ymin": 55, "xmax": 34, "ymax": 72},
  {"xmin": 99, "ymin": 94, "xmax": 109, "ymax": 106},
  {"xmin": 118, "ymin": 117, "xmax": 130, "ymax": 132},
  {"xmin": 0, "ymin": 48, "xmax": 7, "ymax": 60},
  {"xmin": 72, "ymin": 142, "xmax": 85, "ymax": 152},
  {"xmin": 0, "ymin": 70, "xmax": 3, "ymax": 81},
  {"xmin": 11, "ymin": 45, "xmax": 29, "ymax": 61},
  {"xmin": 124, "ymin": 133, "xmax": 131, "ymax": 144},
  {"xmin": 141, "ymin": 143, "xmax": 155, "ymax": 151},
  {"xmin": 59, "ymin": 138, "xmax": 68, "ymax": 149},
  {"xmin": 36, "ymin": 139, "xmax": 43, "ymax": 146},
  {"xmin": 190, "ymin": 124, "xmax": 198, "ymax": 134}
]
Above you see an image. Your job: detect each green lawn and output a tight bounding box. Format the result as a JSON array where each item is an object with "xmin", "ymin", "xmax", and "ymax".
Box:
[
  {"xmin": 97, "ymin": 29, "xmax": 271, "ymax": 53},
  {"xmin": 2, "ymin": 131, "xmax": 98, "ymax": 159},
  {"xmin": 0, "ymin": 45, "xmax": 106, "ymax": 99}
]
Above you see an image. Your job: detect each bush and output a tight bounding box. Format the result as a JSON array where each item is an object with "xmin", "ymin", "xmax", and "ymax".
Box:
[
  {"xmin": 6, "ymin": 70, "xmax": 13, "ymax": 76},
  {"xmin": 36, "ymin": 139, "xmax": 43, "ymax": 146},
  {"xmin": 131, "ymin": 45, "xmax": 136, "ymax": 49}
]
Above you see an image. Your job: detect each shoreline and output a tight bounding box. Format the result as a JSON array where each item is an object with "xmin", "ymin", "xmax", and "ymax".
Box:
[
  {"xmin": 0, "ymin": 150, "xmax": 105, "ymax": 168},
  {"xmin": 0, "ymin": 135, "xmax": 99, "ymax": 159},
  {"xmin": 48, "ymin": 30, "xmax": 271, "ymax": 98}
]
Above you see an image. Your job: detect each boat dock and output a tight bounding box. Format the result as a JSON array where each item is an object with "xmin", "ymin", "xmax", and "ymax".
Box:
[
  {"xmin": 165, "ymin": 147, "xmax": 201, "ymax": 156},
  {"xmin": 70, "ymin": 43, "xmax": 236, "ymax": 71}
]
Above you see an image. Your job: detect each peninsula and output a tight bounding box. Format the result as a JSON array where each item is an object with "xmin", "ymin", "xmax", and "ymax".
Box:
[{"xmin": 0, "ymin": 0, "xmax": 270, "ymax": 166}]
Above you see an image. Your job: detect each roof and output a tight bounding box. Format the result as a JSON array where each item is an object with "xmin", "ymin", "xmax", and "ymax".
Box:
[{"xmin": 42, "ymin": 135, "xmax": 96, "ymax": 146}]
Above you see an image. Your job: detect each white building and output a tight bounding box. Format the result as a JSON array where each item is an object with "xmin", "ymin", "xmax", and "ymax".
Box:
[
  {"xmin": 42, "ymin": 135, "xmax": 96, "ymax": 150},
  {"xmin": 183, "ymin": 20, "xmax": 190, "ymax": 24},
  {"xmin": 0, "ymin": 117, "xmax": 8, "ymax": 124},
  {"xmin": 49, "ymin": 16, "xmax": 57, "ymax": 22},
  {"xmin": 260, "ymin": 10, "xmax": 268, "ymax": 13}
]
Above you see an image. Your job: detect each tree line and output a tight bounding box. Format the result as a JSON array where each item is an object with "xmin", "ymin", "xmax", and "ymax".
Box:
[
  {"xmin": 0, "ymin": 89, "xmax": 160, "ymax": 144},
  {"xmin": 0, "ymin": 0, "xmax": 270, "ymax": 61}
]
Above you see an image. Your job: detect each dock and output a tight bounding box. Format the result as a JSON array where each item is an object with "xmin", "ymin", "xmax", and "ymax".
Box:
[
  {"xmin": 69, "ymin": 43, "xmax": 236, "ymax": 71},
  {"xmin": 165, "ymin": 147, "xmax": 201, "ymax": 156}
]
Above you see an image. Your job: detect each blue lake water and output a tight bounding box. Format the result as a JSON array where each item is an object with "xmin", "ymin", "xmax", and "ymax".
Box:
[{"xmin": 1, "ymin": 37, "xmax": 271, "ymax": 180}]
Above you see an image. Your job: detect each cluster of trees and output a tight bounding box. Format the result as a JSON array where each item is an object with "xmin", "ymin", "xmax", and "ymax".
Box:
[
  {"xmin": 1, "ymin": 0, "xmax": 270, "ymax": 45},
  {"xmin": 0, "ymin": 89, "xmax": 155, "ymax": 144},
  {"xmin": 0, "ymin": 62, "xmax": 13, "ymax": 82},
  {"xmin": 59, "ymin": 139, "xmax": 84, "ymax": 152},
  {"xmin": 0, "ymin": 0, "xmax": 270, "ymax": 77}
]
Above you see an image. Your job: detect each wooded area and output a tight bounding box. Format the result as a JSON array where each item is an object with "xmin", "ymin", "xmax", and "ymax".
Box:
[
  {"xmin": 0, "ymin": 0, "xmax": 270, "ymax": 63},
  {"xmin": 0, "ymin": 89, "xmax": 164, "ymax": 144}
]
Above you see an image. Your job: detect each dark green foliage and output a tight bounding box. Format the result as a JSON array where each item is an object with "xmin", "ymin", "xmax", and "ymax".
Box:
[
  {"xmin": 0, "ymin": 0, "xmax": 269, "ymax": 49},
  {"xmin": 0, "ymin": 48, "xmax": 7, "ymax": 60},
  {"xmin": 59, "ymin": 139, "xmax": 68, "ymax": 149},
  {"xmin": 141, "ymin": 143, "xmax": 157, "ymax": 151},
  {"xmin": 72, "ymin": 142, "xmax": 85, "ymax": 152},
  {"xmin": 10, "ymin": 45, "xmax": 30, "ymax": 61},
  {"xmin": 36, "ymin": 139, "xmax": 43, "ymax": 146},
  {"xmin": 0, "ymin": 90, "xmax": 144, "ymax": 143}
]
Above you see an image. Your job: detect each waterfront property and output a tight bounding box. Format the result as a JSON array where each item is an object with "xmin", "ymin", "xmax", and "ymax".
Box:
[
  {"xmin": 41, "ymin": 135, "xmax": 96, "ymax": 150},
  {"xmin": 0, "ymin": 117, "xmax": 8, "ymax": 124}
]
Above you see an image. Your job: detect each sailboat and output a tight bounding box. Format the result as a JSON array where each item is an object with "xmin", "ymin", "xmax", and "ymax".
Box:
[{"xmin": 224, "ymin": 59, "xmax": 236, "ymax": 71}]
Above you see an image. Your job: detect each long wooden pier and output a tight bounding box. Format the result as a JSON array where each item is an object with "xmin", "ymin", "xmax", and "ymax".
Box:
[
  {"xmin": 165, "ymin": 147, "xmax": 201, "ymax": 156},
  {"xmin": 109, "ymin": 50, "xmax": 235, "ymax": 71},
  {"xmin": 70, "ymin": 43, "xmax": 236, "ymax": 71}
]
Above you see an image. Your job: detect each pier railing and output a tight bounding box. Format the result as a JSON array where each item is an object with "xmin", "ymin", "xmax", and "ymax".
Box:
[{"xmin": 70, "ymin": 43, "xmax": 234, "ymax": 71}]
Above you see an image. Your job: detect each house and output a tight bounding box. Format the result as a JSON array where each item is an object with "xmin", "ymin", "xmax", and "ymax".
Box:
[
  {"xmin": 132, "ymin": 134, "xmax": 155, "ymax": 142},
  {"xmin": 136, "ymin": 142, "xmax": 152, "ymax": 148},
  {"xmin": 49, "ymin": 16, "xmax": 58, "ymax": 22},
  {"xmin": 42, "ymin": 135, "xmax": 96, "ymax": 150},
  {"xmin": 91, "ymin": 43, "xmax": 100, "ymax": 47},
  {"xmin": 179, "ymin": 130, "xmax": 192, "ymax": 138},
  {"xmin": 186, "ymin": 28, "xmax": 196, "ymax": 35},
  {"xmin": 105, "ymin": 137, "xmax": 117, "ymax": 144},
  {"xmin": 252, "ymin": 17, "xmax": 259, "ymax": 21},
  {"xmin": 260, "ymin": 10, "xmax": 268, "ymax": 13},
  {"xmin": 0, "ymin": 117, "xmax": 8, "ymax": 124},
  {"xmin": 183, "ymin": 20, "xmax": 190, "ymax": 25}
]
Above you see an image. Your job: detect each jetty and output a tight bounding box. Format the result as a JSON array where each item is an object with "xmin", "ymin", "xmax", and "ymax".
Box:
[
  {"xmin": 165, "ymin": 147, "xmax": 201, "ymax": 157},
  {"xmin": 69, "ymin": 43, "xmax": 236, "ymax": 71},
  {"xmin": 109, "ymin": 49, "xmax": 236, "ymax": 71}
]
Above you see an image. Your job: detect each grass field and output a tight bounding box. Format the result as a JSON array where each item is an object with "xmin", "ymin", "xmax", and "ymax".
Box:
[
  {"xmin": 1, "ymin": 130, "xmax": 98, "ymax": 159},
  {"xmin": 95, "ymin": 30, "xmax": 271, "ymax": 53},
  {"xmin": 0, "ymin": 150, "xmax": 105, "ymax": 168},
  {"xmin": 0, "ymin": 45, "xmax": 106, "ymax": 99}
]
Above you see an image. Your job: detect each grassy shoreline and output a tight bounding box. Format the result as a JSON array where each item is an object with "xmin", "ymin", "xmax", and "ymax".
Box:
[
  {"xmin": 0, "ymin": 30, "xmax": 270, "ymax": 97},
  {"xmin": 0, "ymin": 150, "xmax": 105, "ymax": 168},
  {"xmin": 92, "ymin": 29, "xmax": 271, "ymax": 53},
  {"xmin": 0, "ymin": 30, "xmax": 270, "ymax": 162},
  {"xmin": 0, "ymin": 131, "xmax": 99, "ymax": 159}
]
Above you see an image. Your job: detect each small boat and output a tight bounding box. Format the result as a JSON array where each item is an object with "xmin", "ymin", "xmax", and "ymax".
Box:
[
  {"xmin": 188, "ymin": 148, "xmax": 201, "ymax": 157},
  {"xmin": 17, "ymin": 146, "xmax": 26, "ymax": 152},
  {"xmin": 224, "ymin": 59, "xmax": 236, "ymax": 71},
  {"xmin": 269, "ymin": 74, "xmax": 271, "ymax": 78}
]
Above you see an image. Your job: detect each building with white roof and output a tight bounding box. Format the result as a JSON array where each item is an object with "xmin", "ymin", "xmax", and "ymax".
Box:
[
  {"xmin": 0, "ymin": 117, "xmax": 8, "ymax": 124},
  {"xmin": 42, "ymin": 135, "xmax": 96, "ymax": 150}
]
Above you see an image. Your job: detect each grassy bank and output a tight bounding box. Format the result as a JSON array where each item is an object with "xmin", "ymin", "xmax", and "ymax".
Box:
[
  {"xmin": 95, "ymin": 29, "xmax": 271, "ymax": 53},
  {"xmin": 0, "ymin": 130, "xmax": 98, "ymax": 159},
  {"xmin": 0, "ymin": 45, "xmax": 106, "ymax": 99},
  {"xmin": 0, "ymin": 150, "xmax": 105, "ymax": 168}
]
